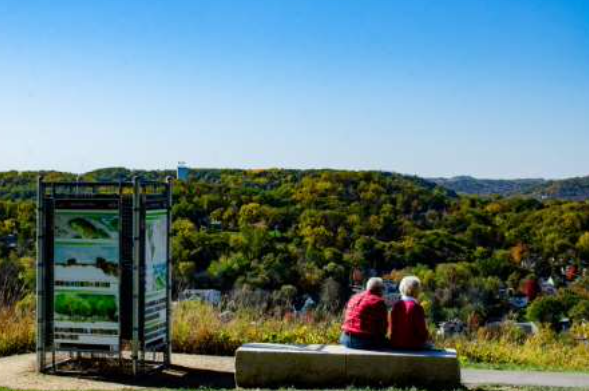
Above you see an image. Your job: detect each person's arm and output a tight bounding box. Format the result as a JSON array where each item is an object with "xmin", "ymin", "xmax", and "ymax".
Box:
[
  {"xmin": 387, "ymin": 308, "xmax": 393, "ymax": 339},
  {"xmin": 375, "ymin": 301, "xmax": 388, "ymax": 339},
  {"xmin": 389, "ymin": 301, "xmax": 400, "ymax": 339},
  {"xmin": 413, "ymin": 304, "xmax": 429, "ymax": 344}
]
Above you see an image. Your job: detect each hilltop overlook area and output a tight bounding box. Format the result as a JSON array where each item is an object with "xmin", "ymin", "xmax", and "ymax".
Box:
[
  {"xmin": 1, "ymin": 167, "xmax": 589, "ymax": 387},
  {"xmin": 3, "ymin": 0, "xmax": 589, "ymax": 388}
]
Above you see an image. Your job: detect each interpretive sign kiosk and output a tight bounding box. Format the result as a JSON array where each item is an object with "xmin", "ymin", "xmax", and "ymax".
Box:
[{"xmin": 36, "ymin": 177, "xmax": 173, "ymax": 375}]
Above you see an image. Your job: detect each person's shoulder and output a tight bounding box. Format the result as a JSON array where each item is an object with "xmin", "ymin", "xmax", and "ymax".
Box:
[
  {"xmin": 348, "ymin": 291, "xmax": 365, "ymax": 303},
  {"xmin": 392, "ymin": 299, "xmax": 409, "ymax": 310},
  {"xmin": 405, "ymin": 300, "xmax": 425, "ymax": 313},
  {"xmin": 366, "ymin": 292, "xmax": 385, "ymax": 305},
  {"xmin": 352, "ymin": 291, "xmax": 366, "ymax": 299}
]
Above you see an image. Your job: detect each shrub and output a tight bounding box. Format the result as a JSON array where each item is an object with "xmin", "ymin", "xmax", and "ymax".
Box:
[
  {"xmin": 569, "ymin": 300, "xmax": 589, "ymax": 322},
  {"xmin": 526, "ymin": 296, "xmax": 565, "ymax": 328}
]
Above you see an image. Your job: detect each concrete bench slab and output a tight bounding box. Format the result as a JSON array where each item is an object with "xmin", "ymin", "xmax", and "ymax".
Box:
[
  {"xmin": 235, "ymin": 343, "xmax": 460, "ymax": 389},
  {"xmin": 235, "ymin": 344, "xmax": 347, "ymax": 388},
  {"xmin": 346, "ymin": 348, "xmax": 461, "ymax": 387}
]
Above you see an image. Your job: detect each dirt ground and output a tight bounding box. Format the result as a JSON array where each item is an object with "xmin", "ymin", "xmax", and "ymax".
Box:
[
  {"xmin": 4, "ymin": 353, "xmax": 589, "ymax": 390},
  {"xmin": 0, "ymin": 353, "xmax": 236, "ymax": 390}
]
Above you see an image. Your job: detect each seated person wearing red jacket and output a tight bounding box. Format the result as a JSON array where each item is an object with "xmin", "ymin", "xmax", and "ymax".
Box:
[
  {"xmin": 389, "ymin": 276, "xmax": 431, "ymax": 350},
  {"xmin": 340, "ymin": 277, "xmax": 388, "ymax": 350}
]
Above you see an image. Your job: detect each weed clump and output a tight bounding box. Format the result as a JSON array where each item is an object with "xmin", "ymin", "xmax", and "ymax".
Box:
[{"xmin": 0, "ymin": 306, "xmax": 34, "ymax": 357}]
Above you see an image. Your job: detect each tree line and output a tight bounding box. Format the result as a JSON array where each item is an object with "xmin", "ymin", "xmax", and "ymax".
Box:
[{"xmin": 1, "ymin": 168, "xmax": 588, "ymax": 326}]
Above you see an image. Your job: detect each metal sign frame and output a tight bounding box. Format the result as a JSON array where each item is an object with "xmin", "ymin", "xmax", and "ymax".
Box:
[{"xmin": 36, "ymin": 177, "xmax": 173, "ymax": 375}]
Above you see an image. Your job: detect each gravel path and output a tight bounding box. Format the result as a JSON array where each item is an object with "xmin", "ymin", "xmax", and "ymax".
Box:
[
  {"xmin": 462, "ymin": 369, "xmax": 589, "ymax": 389},
  {"xmin": 0, "ymin": 353, "xmax": 235, "ymax": 390},
  {"xmin": 2, "ymin": 353, "xmax": 589, "ymax": 390}
]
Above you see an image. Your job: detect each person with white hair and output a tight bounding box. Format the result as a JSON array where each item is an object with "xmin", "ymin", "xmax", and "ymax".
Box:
[
  {"xmin": 340, "ymin": 277, "xmax": 388, "ymax": 350},
  {"xmin": 389, "ymin": 275, "xmax": 430, "ymax": 349}
]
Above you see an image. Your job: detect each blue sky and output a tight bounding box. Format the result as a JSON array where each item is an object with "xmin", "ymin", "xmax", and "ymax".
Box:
[{"xmin": 1, "ymin": 0, "xmax": 588, "ymax": 178}]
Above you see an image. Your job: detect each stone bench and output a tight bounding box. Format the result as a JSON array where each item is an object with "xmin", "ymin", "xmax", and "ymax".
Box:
[{"xmin": 235, "ymin": 343, "xmax": 461, "ymax": 389}]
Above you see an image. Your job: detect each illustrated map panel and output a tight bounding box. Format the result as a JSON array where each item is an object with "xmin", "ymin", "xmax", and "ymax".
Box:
[
  {"xmin": 144, "ymin": 209, "xmax": 168, "ymax": 346},
  {"xmin": 53, "ymin": 208, "xmax": 120, "ymax": 351}
]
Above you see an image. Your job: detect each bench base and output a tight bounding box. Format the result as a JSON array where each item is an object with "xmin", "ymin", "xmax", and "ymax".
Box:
[{"xmin": 235, "ymin": 343, "xmax": 461, "ymax": 389}]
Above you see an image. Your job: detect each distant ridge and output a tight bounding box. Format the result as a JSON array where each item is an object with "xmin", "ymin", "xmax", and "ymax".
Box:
[
  {"xmin": 428, "ymin": 176, "xmax": 546, "ymax": 197},
  {"xmin": 429, "ymin": 175, "xmax": 589, "ymax": 200}
]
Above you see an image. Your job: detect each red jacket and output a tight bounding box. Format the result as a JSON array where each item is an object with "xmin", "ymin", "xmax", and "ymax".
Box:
[
  {"xmin": 342, "ymin": 291, "xmax": 387, "ymax": 339},
  {"xmin": 389, "ymin": 299, "xmax": 429, "ymax": 349}
]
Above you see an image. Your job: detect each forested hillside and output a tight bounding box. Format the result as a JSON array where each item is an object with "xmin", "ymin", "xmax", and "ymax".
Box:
[
  {"xmin": 524, "ymin": 176, "xmax": 589, "ymax": 200},
  {"xmin": 1, "ymin": 168, "xmax": 589, "ymax": 325},
  {"xmin": 430, "ymin": 175, "xmax": 589, "ymax": 200},
  {"xmin": 429, "ymin": 176, "xmax": 545, "ymax": 197}
]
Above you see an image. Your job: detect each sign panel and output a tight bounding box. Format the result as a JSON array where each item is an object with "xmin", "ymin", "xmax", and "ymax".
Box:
[
  {"xmin": 144, "ymin": 209, "xmax": 168, "ymax": 346},
  {"xmin": 53, "ymin": 206, "xmax": 120, "ymax": 351}
]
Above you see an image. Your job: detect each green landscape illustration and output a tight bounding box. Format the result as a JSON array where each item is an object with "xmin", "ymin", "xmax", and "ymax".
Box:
[
  {"xmin": 54, "ymin": 291, "xmax": 118, "ymax": 323},
  {"xmin": 55, "ymin": 212, "xmax": 119, "ymax": 241}
]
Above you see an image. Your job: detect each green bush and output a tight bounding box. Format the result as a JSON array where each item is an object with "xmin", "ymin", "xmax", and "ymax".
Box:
[
  {"xmin": 569, "ymin": 300, "xmax": 589, "ymax": 322},
  {"xmin": 526, "ymin": 296, "xmax": 565, "ymax": 328}
]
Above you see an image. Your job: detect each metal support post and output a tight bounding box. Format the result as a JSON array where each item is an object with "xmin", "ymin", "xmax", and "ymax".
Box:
[
  {"xmin": 36, "ymin": 177, "xmax": 45, "ymax": 373},
  {"xmin": 132, "ymin": 177, "xmax": 141, "ymax": 376},
  {"xmin": 164, "ymin": 176, "xmax": 173, "ymax": 366}
]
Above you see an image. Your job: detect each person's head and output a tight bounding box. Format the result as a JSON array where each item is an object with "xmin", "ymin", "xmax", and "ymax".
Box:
[
  {"xmin": 366, "ymin": 277, "xmax": 385, "ymax": 296},
  {"xmin": 399, "ymin": 276, "xmax": 421, "ymax": 298}
]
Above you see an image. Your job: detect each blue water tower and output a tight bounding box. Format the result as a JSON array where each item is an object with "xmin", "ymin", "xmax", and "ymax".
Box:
[{"xmin": 177, "ymin": 162, "xmax": 189, "ymax": 181}]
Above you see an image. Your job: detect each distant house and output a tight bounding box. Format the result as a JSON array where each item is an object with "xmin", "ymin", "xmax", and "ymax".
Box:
[
  {"xmin": 209, "ymin": 219, "xmax": 223, "ymax": 231},
  {"xmin": 509, "ymin": 296, "xmax": 529, "ymax": 309},
  {"xmin": 179, "ymin": 289, "xmax": 222, "ymax": 306},
  {"xmin": 0, "ymin": 234, "xmax": 17, "ymax": 249},
  {"xmin": 540, "ymin": 277, "xmax": 558, "ymax": 296}
]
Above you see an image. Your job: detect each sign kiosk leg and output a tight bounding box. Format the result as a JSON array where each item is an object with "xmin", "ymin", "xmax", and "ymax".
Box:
[
  {"xmin": 164, "ymin": 177, "xmax": 173, "ymax": 367},
  {"xmin": 132, "ymin": 178, "xmax": 141, "ymax": 376},
  {"xmin": 36, "ymin": 177, "xmax": 45, "ymax": 373}
]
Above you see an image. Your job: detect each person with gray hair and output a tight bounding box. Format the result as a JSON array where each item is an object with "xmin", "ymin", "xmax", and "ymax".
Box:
[
  {"xmin": 366, "ymin": 276, "xmax": 385, "ymax": 294},
  {"xmin": 389, "ymin": 275, "xmax": 431, "ymax": 349},
  {"xmin": 340, "ymin": 277, "xmax": 388, "ymax": 350},
  {"xmin": 399, "ymin": 275, "xmax": 421, "ymax": 297}
]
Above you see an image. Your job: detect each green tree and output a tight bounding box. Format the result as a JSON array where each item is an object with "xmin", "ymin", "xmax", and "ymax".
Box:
[
  {"xmin": 526, "ymin": 296, "xmax": 565, "ymax": 329},
  {"xmin": 576, "ymin": 232, "xmax": 589, "ymax": 259}
]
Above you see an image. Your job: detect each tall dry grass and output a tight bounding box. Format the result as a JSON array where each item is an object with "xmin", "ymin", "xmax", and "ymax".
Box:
[
  {"xmin": 172, "ymin": 302, "xmax": 589, "ymax": 372},
  {"xmin": 440, "ymin": 323, "xmax": 589, "ymax": 372},
  {"xmin": 0, "ymin": 306, "xmax": 35, "ymax": 357},
  {"xmin": 1, "ymin": 300, "xmax": 588, "ymax": 373},
  {"xmin": 172, "ymin": 301, "xmax": 341, "ymax": 355}
]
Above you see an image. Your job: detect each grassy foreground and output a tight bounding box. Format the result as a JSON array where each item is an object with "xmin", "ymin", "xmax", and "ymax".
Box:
[
  {"xmin": 173, "ymin": 302, "xmax": 589, "ymax": 373},
  {"xmin": 2, "ymin": 302, "xmax": 589, "ymax": 374}
]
